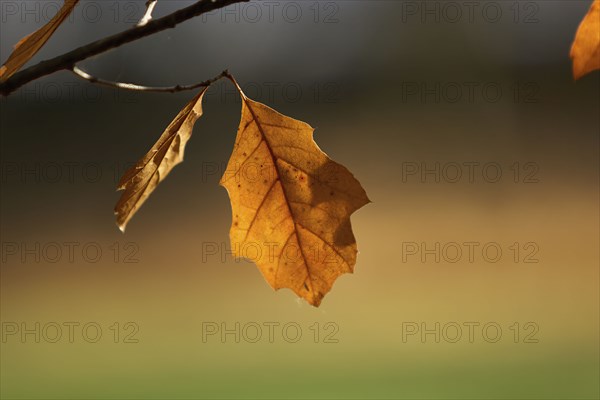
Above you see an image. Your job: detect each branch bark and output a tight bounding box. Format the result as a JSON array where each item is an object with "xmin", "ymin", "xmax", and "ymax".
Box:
[{"xmin": 0, "ymin": 0, "xmax": 248, "ymax": 96}]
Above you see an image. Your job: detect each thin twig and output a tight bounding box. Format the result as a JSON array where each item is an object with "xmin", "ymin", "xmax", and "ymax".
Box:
[
  {"xmin": 72, "ymin": 65, "xmax": 229, "ymax": 93},
  {"xmin": 0, "ymin": 0, "xmax": 248, "ymax": 96},
  {"xmin": 137, "ymin": 0, "xmax": 158, "ymax": 27}
]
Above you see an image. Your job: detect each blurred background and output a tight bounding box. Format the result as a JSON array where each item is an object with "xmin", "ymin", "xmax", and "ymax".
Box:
[{"xmin": 1, "ymin": 0, "xmax": 598, "ymax": 398}]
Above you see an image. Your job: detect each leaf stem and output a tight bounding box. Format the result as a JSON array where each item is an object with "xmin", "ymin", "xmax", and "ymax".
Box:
[
  {"xmin": 71, "ymin": 66, "xmax": 229, "ymax": 93},
  {"xmin": 224, "ymin": 71, "xmax": 246, "ymax": 99}
]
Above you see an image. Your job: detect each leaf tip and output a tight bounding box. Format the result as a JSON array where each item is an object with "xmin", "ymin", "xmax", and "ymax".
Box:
[
  {"xmin": 311, "ymin": 293, "xmax": 324, "ymax": 307},
  {"xmin": 114, "ymin": 209, "xmax": 127, "ymax": 232}
]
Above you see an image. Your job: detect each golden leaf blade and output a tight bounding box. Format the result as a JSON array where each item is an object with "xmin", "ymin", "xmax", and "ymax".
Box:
[
  {"xmin": 115, "ymin": 87, "xmax": 208, "ymax": 231},
  {"xmin": 0, "ymin": 0, "xmax": 79, "ymax": 82},
  {"xmin": 220, "ymin": 88, "xmax": 370, "ymax": 307},
  {"xmin": 570, "ymin": 0, "xmax": 600, "ymax": 80}
]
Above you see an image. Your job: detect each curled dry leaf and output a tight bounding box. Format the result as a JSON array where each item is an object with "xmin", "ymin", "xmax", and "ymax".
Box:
[
  {"xmin": 115, "ymin": 87, "xmax": 208, "ymax": 231},
  {"xmin": 220, "ymin": 82, "xmax": 370, "ymax": 307},
  {"xmin": 570, "ymin": 0, "xmax": 600, "ymax": 80},
  {"xmin": 0, "ymin": 0, "xmax": 79, "ymax": 82}
]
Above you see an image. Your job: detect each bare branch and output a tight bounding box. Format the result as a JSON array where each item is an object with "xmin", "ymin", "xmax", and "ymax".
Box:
[
  {"xmin": 137, "ymin": 0, "xmax": 159, "ymax": 27},
  {"xmin": 0, "ymin": 0, "xmax": 248, "ymax": 96},
  {"xmin": 72, "ymin": 65, "xmax": 229, "ymax": 93}
]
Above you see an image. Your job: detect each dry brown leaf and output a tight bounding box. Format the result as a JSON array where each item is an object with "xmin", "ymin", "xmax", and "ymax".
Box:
[
  {"xmin": 570, "ymin": 0, "xmax": 600, "ymax": 80},
  {"xmin": 220, "ymin": 82, "xmax": 370, "ymax": 307},
  {"xmin": 0, "ymin": 0, "xmax": 79, "ymax": 82},
  {"xmin": 115, "ymin": 87, "xmax": 208, "ymax": 232}
]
